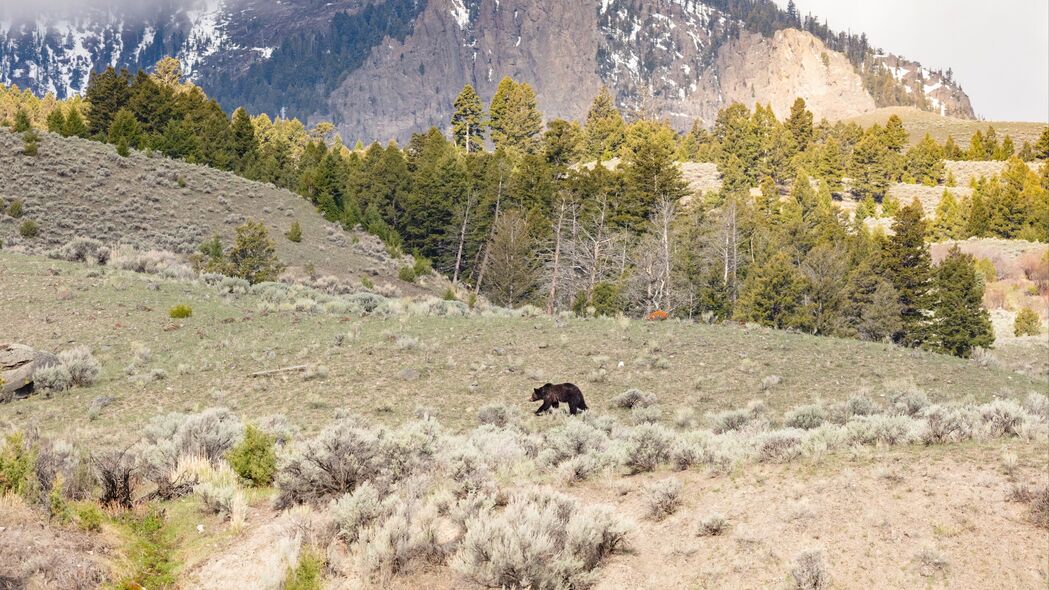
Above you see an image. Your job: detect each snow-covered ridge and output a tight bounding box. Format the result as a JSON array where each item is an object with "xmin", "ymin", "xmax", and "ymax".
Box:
[{"xmin": 0, "ymin": 0, "xmax": 250, "ymax": 99}]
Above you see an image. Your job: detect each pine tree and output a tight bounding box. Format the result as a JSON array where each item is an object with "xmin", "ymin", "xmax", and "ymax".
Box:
[
  {"xmin": 784, "ymin": 97, "xmax": 814, "ymax": 149},
  {"xmin": 1014, "ymin": 307, "xmax": 1042, "ymax": 337},
  {"xmin": 85, "ymin": 67, "xmax": 131, "ymax": 138},
  {"xmin": 584, "ymin": 87, "xmax": 626, "ymax": 160},
  {"xmin": 13, "ymin": 108, "xmax": 31, "ymax": 133},
  {"xmin": 733, "ymin": 251, "xmax": 811, "ymax": 330},
  {"xmin": 46, "ymin": 108, "xmax": 66, "ymax": 134},
  {"xmin": 879, "ymin": 200, "xmax": 932, "ymax": 346},
  {"xmin": 1035, "ymin": 127, "xmax": 1049, "ymax": 160},
  {"xmin": 904, "ymin": 134, "xmax": 945, "ymax": 185},
  {"xmin": 62, "ymin": 108, "xmax": 88, "ymax": 138},
  {"xmin": 542, "ymin": 119, "xmax": 582, "ymax": 168},
  {"xmin": 230, "ymin": 108, "xmax": 258, "ymax": 172},
  {"xmin": 451, "ymin": 84, "xmax": 485, "ymax": 153},
  {"xmin": 485, "ymin": 210, "xmax": 540, "ymax": 307},
  {"xmin": 882, "ymin": 115, "xmax": 908, "ymax": 153},
  {"xmin": 850, "ymin": 131, "xmax": 892, "ymax": 201},
  {"xmin": 285, "ymin": 220, "xmax": 302, "ymax": 243},
  {"xmin": 925, "ymin": 246, "xmax": 993, "ymax": 357},
  {"xmin": 22, "ymin": 129, "xmax": 40, "ymax": 156},
  {"xmin": 930, "ymin": 190, "xmax": 965, "ymax": 240},
  {"xmin": 225, "ymin": 220, "xmax": 285, "ymax": 284},
  {"xmin": 942, "ymin": 136, "xmax": 963, "ymax": 160},
  {"xmin": 965, "ymin": 189, "xmax": 989, "ymax": 237},
  {"xmin": 842, "ymin": 260, "xmax": 902, "ymax": 341},
  {"xmin": 967, "ymin": 130, "xmax": 987, "ymax": 160},
  {"xmin": 489, "ymin": 77, "xmax": 543, "ymax": 156},
  {"xmin": 108, "ymin": 108, "xmax": 141, "ymax": 148},
  {"xmin": 815, "ymin": 137, "xmax": 845, "ymax": 193},
  {"xmin": 620, "ymin": 120, "xmax": 689, "ymax": 232}
]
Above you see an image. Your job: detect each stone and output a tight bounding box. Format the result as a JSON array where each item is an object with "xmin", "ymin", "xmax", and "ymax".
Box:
[{"xmin": 1, "ymin": 343, "xmax": 60, "ymax": 402}]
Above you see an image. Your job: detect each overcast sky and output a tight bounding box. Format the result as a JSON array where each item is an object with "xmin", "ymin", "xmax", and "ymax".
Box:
[{"xmin": 775, "ymin": 0, "xmax": 1049, "ymax": 122}]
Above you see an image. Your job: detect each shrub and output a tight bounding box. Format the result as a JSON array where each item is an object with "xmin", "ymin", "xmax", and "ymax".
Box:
[
  {"xmin": 285, "ymin": 221, "xmax": 303, "ymax": 243},
  {"xmin": 979, "ymin": 399, "xmax": 1028, "ymax": 437},
  {"xmin": 612, "ymin": 388, "xmax": 657, "ymax": 409},
  {"xmin": 358, "ymin": 498, "xmax": 444, "ymax": 577},
  {"xmin": 845, "ymin": 415, "xmax": 918, "ymax": 446},
  {"xmin": 0, "ymin": 432, "xmax": 35, "ymax": 496},
  {"xmin": 18, "ymin": 219, "xmax": 39, "ymax": 238},
  {"xmin": 225, "ymin": 220, "xmax": 285, "ymax": 284},
  {"xmin": 398, "ymin": 265, "xmax": 417, "ymax": 283},
  {"xmin": 630, "ymin": 404, "xmax": 663, "ymax": 424},
  {"xmin": 283, "ymin": 549, "xmax": 324, "ymax": 590},
  {"xmin": 1014, "ymin": 307, "xmax": 1042, "ymax": 336},
  {"xmin": 619, "ymin": 423, "xmax": 673, "ymax": 474},
  {"xmin": 195, "ymin": 481, "xmax": 246, "ymax": 523},
  {"xmin": 76, "ymin": 503, "xmax": 105, "ymax": 532},
  {"xmin": 169, "ymin": 304, "xmax": 193, "ymax": 319},
  {"xmin": 642, "ymin": 478, "xmax": 682, "ymax": 521},
  {"xmin": 34, "ymin": 364, "xmax": 72, "ymax": 392},
  {"xmin": 791, "ymin": 550, "xmax": 830, "ymax": 590},
  {"xmin": 476, "ymin": 403, "xmax": 519, "ymax": 428},
  {"xmin": 140, "ymin": 408, "xmax": 244, "ymax": 478},
  {"xmin": 1023, "ymin": 393, "xmax": 1049, "ymax": 420},
  {"xmin": 452, "ymin": 489, "xmax": 631, "ymax": 588},
  {"xmin": 845, "ymin": 394, "xmax": 878, "ymax": 418},
  {"xmin": 1030, "ymin": 486, "xmax": 1049, "ymax": 529},
  {"xmin": 891, "ymin": 389, "xmax": 929, "ymax": 417},
  {"xmin": 708, "ymin": 409, "xmax": 752, "ymax": 434},
  {"xmin": 226, "ymin": 425, "xmax": 277, "ymax": 487},
  {"xmin": 538, "ymin": 419, "xmax": 611, "ymax": 466},
  {"xmin": 697, "ymin": 513, "xmax": 728, "ymax": 536},
  {"xmin": 22, "ymin": 129, "xmax": 39, "ymax": 155},
  {"xmin": 275, "ymin": 418, "xmax": 429, "ymax": 508},
  {"xmin": 332, "ymin": 482, "xmax": 388, "ymax": 543},
  {"xmin": 754, "ymin": 429, "xmax": 803, "ymax": 463},
  {"xmin": 5, "ymin": 198, "xmax": 23, "ymax": 218},
  {"xmin": 93, "ymin": 448, "xmax": 138, "ymax": 509},
  {"xmin": 921, "ymin": 404, "xmax": 979, "ymax": 444},
  {"xmin": 49, "ymin": 237, "xmax": 111, "ymax": 264},
  {"xmin": 785, "ymin": 404, "xmax": 827, "ymax": 430},
  {"xmin": 58, "ymin": 346, "xmax": 101, "ymax": 387}
]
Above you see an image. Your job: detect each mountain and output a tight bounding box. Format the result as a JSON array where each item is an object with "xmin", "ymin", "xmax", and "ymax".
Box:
[{"xmin": 1, "ymin": 0, "xmax": 975, "ymax": 142}]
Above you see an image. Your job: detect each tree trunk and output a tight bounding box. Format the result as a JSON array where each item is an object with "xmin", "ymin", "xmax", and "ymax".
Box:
[{"xmin": 546, "ymin": 198, "xmax": 567, "ymax": 315}]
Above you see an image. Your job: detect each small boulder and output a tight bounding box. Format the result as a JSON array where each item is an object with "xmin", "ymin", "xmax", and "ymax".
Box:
[{"xmin": 1, "ymin": 343, "xmax": 59, "ymax": 402}]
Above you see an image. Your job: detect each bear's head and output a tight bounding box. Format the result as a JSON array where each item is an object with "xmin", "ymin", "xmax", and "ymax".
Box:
[{"xmin": 530, "ymin": 383, "xmax": 553, "ymax": 401}]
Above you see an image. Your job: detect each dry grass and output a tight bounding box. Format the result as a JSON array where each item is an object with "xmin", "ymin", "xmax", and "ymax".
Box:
[
  {"xmin": 3, "ymin": 251, "xmax": 1045, "ymax": 441},
  {"xmin": 840, "ymin": 107, "xmax": 1047, "ymax": 147}
]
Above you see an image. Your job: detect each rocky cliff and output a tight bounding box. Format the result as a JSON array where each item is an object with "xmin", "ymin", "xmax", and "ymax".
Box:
[{"xmin": 1, "ymin": 0, "xmax": 975, "ymax": 141}]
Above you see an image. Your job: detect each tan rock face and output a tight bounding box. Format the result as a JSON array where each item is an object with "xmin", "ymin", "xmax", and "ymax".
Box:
[
  {"xmin": 329, "ymin": 1, "xmax": 887, "ymax": 142},
  {"xmin": 716, "ymin": 29, "xmax": 876, "ymax": 122}
]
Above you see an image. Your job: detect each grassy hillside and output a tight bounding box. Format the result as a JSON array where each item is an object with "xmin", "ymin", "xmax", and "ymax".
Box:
[
  {"xmin": 840, "ymin": 107, "xmax": 1047, "ymax": 147},
  {"xmin": 2, "ymin": 251, "xmax": 1047, "ymax": 589},
  {"xmin": 2, "ymin": 251, "xmax": 1044, "ymax": 440},
  {"xmin": 0, "ymin": 129, "xmax": 441, "ymax": 295}
]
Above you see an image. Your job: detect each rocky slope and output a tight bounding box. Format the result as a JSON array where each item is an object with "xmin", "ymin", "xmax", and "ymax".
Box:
[{"xmin": 1, "ymin": 0, "xmax": 974, "ymax": 141}]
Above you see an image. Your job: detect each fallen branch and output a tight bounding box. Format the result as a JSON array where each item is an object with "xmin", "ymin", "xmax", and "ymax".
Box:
[{"xmin": 250, "ymin": 365, "xmax": 309, "ymax": 378}]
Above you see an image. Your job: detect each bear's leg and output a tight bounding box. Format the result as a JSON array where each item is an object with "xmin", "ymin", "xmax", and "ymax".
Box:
[
  {"xmin": 568, "ymin": 401, "xmax": 579, "ymax": 415},
  {"xmin": 535, "ymin": 400, "xmax": 552, "ymax": 415},
  {"xmin": 551, "ymin": 401, "xmax": 560, "ymax": 409}
]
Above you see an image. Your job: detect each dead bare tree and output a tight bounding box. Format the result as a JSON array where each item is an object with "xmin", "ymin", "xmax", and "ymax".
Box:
[{"xmin": 452, "ymin": 189, "xmax": 478, "ymax": 285}]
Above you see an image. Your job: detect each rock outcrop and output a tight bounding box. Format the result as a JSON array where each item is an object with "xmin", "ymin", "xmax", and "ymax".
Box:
[{"xmin": 0, "ymin": 343, "xmax": 58, "ymax": 402}]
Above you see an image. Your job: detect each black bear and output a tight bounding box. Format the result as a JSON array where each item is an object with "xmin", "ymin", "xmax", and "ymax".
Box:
[{"xmin": 531, "ymin": 383, "xmax": 588, "ymax": 415}]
